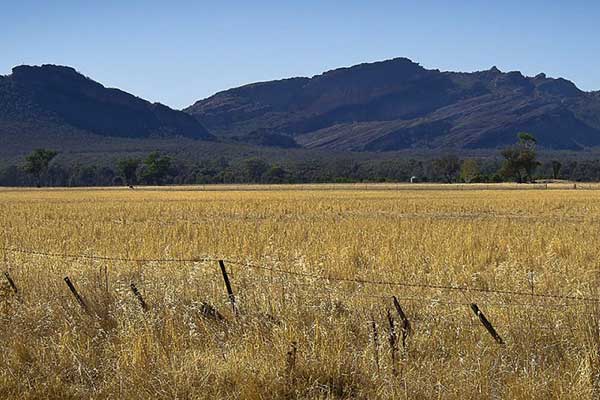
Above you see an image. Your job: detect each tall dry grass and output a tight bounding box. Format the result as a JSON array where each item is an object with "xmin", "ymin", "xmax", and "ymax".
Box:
[{"xmin": 1, "ymin": 186, "xmax": 600, "ymax": 399}]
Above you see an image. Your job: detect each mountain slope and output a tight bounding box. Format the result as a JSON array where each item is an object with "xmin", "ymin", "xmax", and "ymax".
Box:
[
  {"xmin": 185, "ymin": 58, "xmax": 600, "ymax": 151},
  {"xmin": 0, "ymin": 64, "xmax": 214, "ymax": 147}
]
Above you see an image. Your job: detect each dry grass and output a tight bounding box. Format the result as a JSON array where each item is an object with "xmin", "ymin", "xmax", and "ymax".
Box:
[{"xmin": 1, "ymin": 185, "xmax": 600, "ymax": 399}]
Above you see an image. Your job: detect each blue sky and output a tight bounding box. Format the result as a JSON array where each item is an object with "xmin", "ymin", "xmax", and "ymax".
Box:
[{"xmin": 2, "ymin": 1, "xmax": 599, "ymax": 109}]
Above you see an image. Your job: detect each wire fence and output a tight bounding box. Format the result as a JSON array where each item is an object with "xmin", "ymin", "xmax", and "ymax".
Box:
[
  {"xmin": 4, "ymin": 245, "xmax": 600, "ymax": 346},
  {"xmin": 247, "ymin": 273, "xmax": 583, "ymax": 312},
  {"xmin": 2, "ymin": 245, "xmax": 598, "ymax": 307}
]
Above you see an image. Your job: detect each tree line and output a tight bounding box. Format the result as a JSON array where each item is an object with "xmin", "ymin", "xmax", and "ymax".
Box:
[{"xmin": 3, "ymin": 134, "xmax": 600, "ymax": 186}]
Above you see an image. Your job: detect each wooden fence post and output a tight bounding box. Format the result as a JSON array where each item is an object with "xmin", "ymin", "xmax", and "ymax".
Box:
[
  {"xmin": 64, "ymin": 276, "xmax": 89, "ymax": 313},
  {"xmin": 470, "ymin": 303, "xmax": 504, "ymax": 345},
  {"xmin": 370, "ymin": 314, "xmax": 380, "ymax": 370},
  {"xmin": 218, "ymin": 260, "xmax": 238, "ymax": 315},
  {"xmin": 387, "ymin": 309, "xmax": 399, "ymax": 376},
  {"xmin": 392, "ymin": 296, "xmax": 411, "ymax": 350},
  {"xmin": 4, "ymin": 271, "xmax": 18, "ymax": 295},
  {"xmin": 130, "ymin": 283, "xmax": 148, "ymax": 312}
]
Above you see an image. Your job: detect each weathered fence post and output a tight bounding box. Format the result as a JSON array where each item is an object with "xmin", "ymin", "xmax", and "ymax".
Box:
[
  {"xmin": 64, "ymin": 276, "xmax": 89, "ymax": 313},
  {"xmin": 470, "ymin": 303, "xmax": 504, "ymax": 345},
  {"xmin": 218, "ymin": 260, "xmax": 238, "ymax": 315},
  {"xmin": 4, "ymin": 271, "xmax": 18, "ymax": 295},
  {"xmin": 392, "ymin": 296, "xmax": 411, "ymax": 350},
  {"xmin": 387, "ymin": 309, "xmax": 399, "ymax": 376},
  {"xmin": 370, "ymin": 314, "xmax": 380, "ymax": 370},
  {"xmin": 130, "ymin": 283, "xmax": 148, "ymax": 312}
]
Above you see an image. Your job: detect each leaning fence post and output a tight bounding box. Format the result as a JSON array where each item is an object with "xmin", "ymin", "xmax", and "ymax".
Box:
[
  {"xmin": 130, "ymin": 283, "xmax": 148, "ymax": 312},
  {"xmin": 4, "ymin": 271, "xmax": 18, "ymax": 295},
  {"xmin": 387, "ymin": 309, "xmax": 399, "ymax": 376},
  {"xmin": 392, "ymin": 296, "xmax": 411, "ymax": 350},
  {"xmin": 218, "ymin": 260, "xmax": 238, "ymax": 315},
  {"xmin": 64, "ymin": 276, "xmax": 89, "ymax": 313},
  {"xmin": 470, "ymin": 303, "xmax": 504, "ymax": 345}
]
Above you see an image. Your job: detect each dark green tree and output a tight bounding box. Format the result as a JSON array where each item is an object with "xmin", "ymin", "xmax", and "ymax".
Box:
[
  {"xmin": 432, "ymin": 155, "xmax": 460, "ymax": 183},
  {"xmin": 551, "ymin": 160, "xmax": 562, "ymax": 180},
  {"xmin": 24, "ymin": 148, "xmax": 58, "ymax": 187},
  {"xmin": 140, "ymin": 152, "xmax": 172, "ymax": 185},
  {"xmin": 499, "ymin": 133, "xmax": 539, "ymax": 183},
  {"xmin": 460, "ymin": 159, "xmax": 481, "ymax": 183},
  {"xmin": 264, "ymin": 165, "xmax": 288, "ymax": 183},
  {"xmin": 117, "ymin": 158, "xmax": 141, "ymax": 186},
  {"xmin": 241, "ymin": 158, "xmax": 270, "ymax": 183}
]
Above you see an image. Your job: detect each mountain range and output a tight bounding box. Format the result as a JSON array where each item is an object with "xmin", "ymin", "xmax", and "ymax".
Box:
[
  {"xmin": 186, "ymin": 58, "xmax": 600, "ymax": 151},
  {"xmin": 0, "ymin": 64, "xmax": 213, "ymax": 140},
  {"xmin": 2, "ymin": 58, "xmax": 600, "ymax": 163}
]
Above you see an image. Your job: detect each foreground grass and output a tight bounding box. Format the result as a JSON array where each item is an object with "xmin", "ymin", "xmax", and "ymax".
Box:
[{"xmin": 1, "ymin": 186, "xmax": 600, "ymax": 399}]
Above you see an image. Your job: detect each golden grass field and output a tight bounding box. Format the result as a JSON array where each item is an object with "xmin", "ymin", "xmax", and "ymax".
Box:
[{"xmin": 1, "ymin": 184, "xmax": 600, "ymax": 399}]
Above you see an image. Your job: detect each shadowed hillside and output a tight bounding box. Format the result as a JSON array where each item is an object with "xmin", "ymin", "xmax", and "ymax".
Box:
[
  {"xmin": 186, "ymin": 58, "xmax": 600, "ymax": 151},
  {"xmin": 0, "ymin": 64, "xmax": 214, "ymax": 148}
]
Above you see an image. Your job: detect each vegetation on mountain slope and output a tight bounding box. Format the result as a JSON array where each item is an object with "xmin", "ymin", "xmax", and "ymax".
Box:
[{"xmin": 186, "ymin": 58, "xmax": 600, "ymax": 151}]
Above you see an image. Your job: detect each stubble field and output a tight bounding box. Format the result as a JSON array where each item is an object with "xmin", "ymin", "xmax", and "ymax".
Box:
[{"xmin": 1, "ymin": 184, "xmax": 600, "ymax": 399}]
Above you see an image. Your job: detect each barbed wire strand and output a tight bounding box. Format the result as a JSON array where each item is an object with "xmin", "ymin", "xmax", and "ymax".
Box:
[
  {"xmin": 2, "ymin": 246, "xmax": 599, "ymax": 304},
  {"xmin": 246, "ymin": 274, "xmax": 583, "ymax": 310}
]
